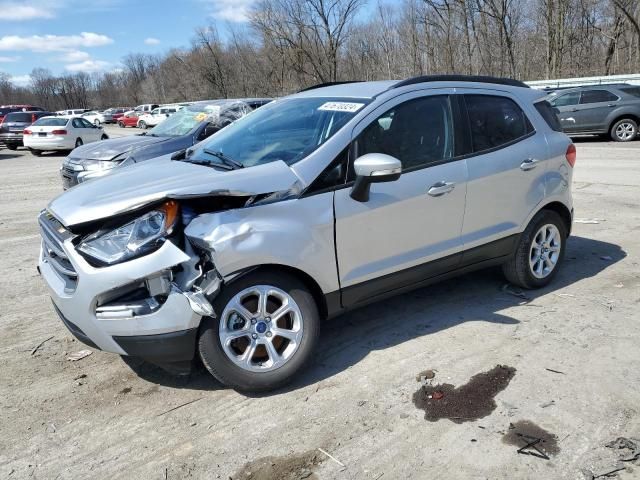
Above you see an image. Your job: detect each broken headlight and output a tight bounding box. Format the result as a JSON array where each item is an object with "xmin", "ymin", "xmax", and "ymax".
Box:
[{"xmin": 78, "ymin": 201, "xmax": 179, "ymax": 265}]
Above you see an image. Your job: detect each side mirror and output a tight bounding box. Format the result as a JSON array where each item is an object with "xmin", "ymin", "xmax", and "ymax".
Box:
[
  {"xmin": 202, "ymin": 123, "xmax": 220, "ymax": 139},
  {"xmin": 350, "ymin": 153, "xmax": 401, "ymax": 202}
]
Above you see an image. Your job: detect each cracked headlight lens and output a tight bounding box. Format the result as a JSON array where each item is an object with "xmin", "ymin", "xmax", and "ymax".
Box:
[{"xmin": 78, "ymin": 201, "xmax": 179, "ymax": 265}]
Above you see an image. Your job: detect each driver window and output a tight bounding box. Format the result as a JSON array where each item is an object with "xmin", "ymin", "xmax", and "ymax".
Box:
[{"xmin": 356, "ymin": 95, "xmax": 454, "ymax": 171}]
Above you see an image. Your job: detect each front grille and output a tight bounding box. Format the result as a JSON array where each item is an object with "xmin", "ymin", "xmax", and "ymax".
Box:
[
  {"xmin": 61, "ymin": 165, "xmax": 75, "ymax": 176},
  {"xmin": 39, "ymin": 211, "xmax": 78, "ymax": 291}
]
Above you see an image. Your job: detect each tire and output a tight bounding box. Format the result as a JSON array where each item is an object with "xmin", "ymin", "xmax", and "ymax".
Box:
[
  {"xmin": 100, "ymin": 134, "xmax": 108, "ymax": 140},
  {"xmin": 94, "ymin": 119, "xmax": 101, "ymax": 127},
  {"xmin": 118, "ymin": 121, "xmax": 125, "ymax": 128},
  {"xmin": 198, "ymin": 270, "xmax": 320, "ymax": 392},
  {"xmin": 502, "ymin": 210, "xmax": 567, "ymax": 289},
  {"xmin": 30, "ymin": 149, "xmax": 42, "ymax": 156},
  {"xmin": 5, "ymin": 144, "xmax": 17, "ymax": 150},
  {"xmin": 610, "ymin": 118, "xmax": 638, "ymax": 142},
  {"xmin": 138, "ymin": 121, "xmax": 147, "ymax": 129},
  {"xmin": 75, "ymin": 138, "xmax": 83, "ymax": 148}
]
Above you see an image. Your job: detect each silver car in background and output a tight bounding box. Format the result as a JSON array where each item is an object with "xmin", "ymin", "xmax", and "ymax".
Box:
[
  {"xmin": 60, "ymin": 99, "xmax": 270, "ymax": 188},
  {"xmin": 38, "ymin": 76, "xmax": 574, "ymax": 392}
]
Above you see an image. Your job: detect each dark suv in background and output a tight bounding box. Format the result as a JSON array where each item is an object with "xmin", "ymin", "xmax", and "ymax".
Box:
[
  {"xmin": 547, "ymin": 84, "xmax": 640, "ymax": 141},
  {"xmin": 0, "ymin": 110, "xmax": 54, "ymax": 150}
]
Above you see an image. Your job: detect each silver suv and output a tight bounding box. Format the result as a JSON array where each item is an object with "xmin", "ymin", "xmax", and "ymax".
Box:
[{"xmin": 38, "ymin": 76, "xmax": 575, "ymax": 392}]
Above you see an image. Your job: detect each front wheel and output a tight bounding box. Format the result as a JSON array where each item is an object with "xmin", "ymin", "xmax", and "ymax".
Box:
[
  {"xmin": 94, "ymin": 119, "xmax": 101, "ymax": 127},
  {"xmin": 75, "ymin": 138, "xmax": 83, "ymax": 148},
  {"xmin": 5, "ymin": 144, "xmax": 17, "ymax": 150},
  {"xmin": 502, "ymin": 210, "xmax": 567, "ymax": 289},
  {"xmin": 100, "ymin": 134, "xmax": 108, "ymax": 140},
  {"xmin": 30, "ymin": 148, "xmax": 42, "ymax": 156},
  {"xmin": 138, "ymin": 121, "xmax": 147, "ymax": 129},
  {"xmin": 610, "ymin": 118, "xmax": 638, "ymax": 142},
  {"xmin": 198, "ymin": 271, "xmax": 320, "ymax": 392},
  {"xmin": 118, "ymin": 121, "xmax": 125, "ymax": 128}
]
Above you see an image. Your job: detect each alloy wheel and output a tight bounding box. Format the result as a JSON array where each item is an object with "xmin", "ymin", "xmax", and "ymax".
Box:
[
  {"xmin": 219, "ymin": 285, "xmax": 304, "ymax": 373},
  {"xmin": 529, "ymin": 224, "xmax": 561, "ymax": 279},
  {"xmin": 615, "ymin": 122, "xmax": 636, "ymax": 141}
]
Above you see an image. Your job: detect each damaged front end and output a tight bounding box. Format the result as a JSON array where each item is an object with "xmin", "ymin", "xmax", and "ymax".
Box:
[{"xmin": 39, "ymin": 160, "xmax": 304, "ymax": 373}]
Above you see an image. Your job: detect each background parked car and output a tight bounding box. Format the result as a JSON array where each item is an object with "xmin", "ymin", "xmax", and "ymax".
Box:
[
  {"xmin": 547, "ymin": 84, "xmax": 640, "ymax": 141},
  {"xmin": 0, "ymin": 110, "xmax": 55, "ymax": 149},
  {"xmin": 117, "ymin": 111, "xmax": 141, "ymax": 128},
  {"xmin": 61, "ymin": 98, "xmax": 271, "ymax": 188},
  {"xmin": 137, "ymin": 106, "xmax": 181, "ymax": 129},
  {"xmin": 24, "ymin": 116, "xmax": 108, "ymax": 156},
  {"xmin": 132, "ymin": 103, "xmax": 159, "ymax": 114},
  {"xmin": 56, "ymin": 109, "xmax": 90, "ymax": 116},
  {"xmin": 0, "ymin": 105, "xmax": 44, "ymax": 123},
  {"xmin": 80, "ymin": 111, "xmax": 110, "ymax": 126},
  {"xmin": 105, "ymin": 107, "xmax": 129, "ymax": 123}
]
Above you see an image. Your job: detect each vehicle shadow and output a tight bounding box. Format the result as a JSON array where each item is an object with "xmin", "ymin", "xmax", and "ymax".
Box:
[{"xmin": 126, "ymin": 235, "xmax": 625, "ymax": 393}]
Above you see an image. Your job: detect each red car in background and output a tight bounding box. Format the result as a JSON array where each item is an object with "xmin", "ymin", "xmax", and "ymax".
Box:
[
  {"xmin": 107, "ymin": 107, "xmax": 130, "ymax": 123},
  {"xmin": 0, "ymin": 105, "xmax": 44, "ymax": 123},
  {"xmin": 117, "ymin": 111, "xmax": 140, "ymax": 128}
]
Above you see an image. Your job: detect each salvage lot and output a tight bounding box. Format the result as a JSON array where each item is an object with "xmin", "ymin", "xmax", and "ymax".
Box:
[{"xmin": 0, "ymin": 138, "xmax": 639, "ymax": 479}]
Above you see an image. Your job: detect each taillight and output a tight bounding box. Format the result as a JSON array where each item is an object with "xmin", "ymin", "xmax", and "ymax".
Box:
[
  {"xmin": 565, "ymin": 144, "xmax": 576, "ymax": 167},
  {"xmin": 23, "ymin": 129, "xmax": 32, "ymax": 135},
  {"xmin": 51, "ymin": 129, "xmax": 67, "ymax": 135}
]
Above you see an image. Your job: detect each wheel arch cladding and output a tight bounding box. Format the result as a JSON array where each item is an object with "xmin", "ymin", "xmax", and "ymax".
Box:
[
  {"xmin": 227, "ymin": 264, "xmax": 329, "ymax": 320},
  {"xmin": 609, "ymin": 113, "xmax": 639, "ymax": 131},
  {"xmin": 540, "ymin": 201, "xmax": 572, "ymax": 235}
]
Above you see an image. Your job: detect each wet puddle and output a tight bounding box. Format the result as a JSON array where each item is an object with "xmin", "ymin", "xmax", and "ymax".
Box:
[
  {"xmin": 413, "ymin": 365, "xmax": 516, "ymax": 423},
  {"xmin": 230, "ymin": 450, "xmax": 321, "ymax": 480},
  {"xmin": 502, "ymin": 420, "xmax": 560, "ymax": 458}
]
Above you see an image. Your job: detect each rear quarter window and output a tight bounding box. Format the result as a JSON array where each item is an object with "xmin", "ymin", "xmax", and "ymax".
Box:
[
  {"xmin": 534, "ymin": 101, "xmax": 563, "ymax": 132},
  {"xmin": 621, "ymin": 87, "xmax": 640, "ymax": 98}
]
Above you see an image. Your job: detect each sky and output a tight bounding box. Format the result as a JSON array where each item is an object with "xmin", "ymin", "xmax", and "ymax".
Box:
[{"xmin": 0, "ymin": 0, "xmax": 256, "ymax": 85}]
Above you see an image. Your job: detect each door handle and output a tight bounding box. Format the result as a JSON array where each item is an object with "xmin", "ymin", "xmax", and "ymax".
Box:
[
  {"xmin": 428, "ymin": 181, "xmax": 456, "ymax": 197},
  {"xmin": 520, "ymin": 158, "xmax": 538, "ymax": 171}
]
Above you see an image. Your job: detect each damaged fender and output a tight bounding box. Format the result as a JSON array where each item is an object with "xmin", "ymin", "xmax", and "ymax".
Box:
[{"xmin": 185, "ymin": 191, "xmax": 339, "ymax": 295}]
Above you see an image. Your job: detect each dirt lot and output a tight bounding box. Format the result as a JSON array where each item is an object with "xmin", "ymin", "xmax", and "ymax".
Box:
[{"xmin": 0, "ymin": 135, "xmax": 639, "ymax": 479}]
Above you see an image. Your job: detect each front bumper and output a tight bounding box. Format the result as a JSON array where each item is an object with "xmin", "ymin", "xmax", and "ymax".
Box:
[{"xmin": 39, "ymin": 218, "xmax": 203, "ymax": 359}]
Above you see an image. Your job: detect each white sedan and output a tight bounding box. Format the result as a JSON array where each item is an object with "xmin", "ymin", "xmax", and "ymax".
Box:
[
  {"xmin": 137, "ymin": 106, "xmax": 180, "ymax": 129},
  {"xmin": 23, "ymin": 116, "xmax": 108, "ymax": 156},
  {"xmin": 80, "ymin": 110, "xmax": 109, "ymax": 126}
]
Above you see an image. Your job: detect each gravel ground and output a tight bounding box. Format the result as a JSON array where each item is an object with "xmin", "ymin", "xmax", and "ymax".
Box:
[{"xmin": 0, "ymin": 135, "xmax": 638, "ymax": 480}]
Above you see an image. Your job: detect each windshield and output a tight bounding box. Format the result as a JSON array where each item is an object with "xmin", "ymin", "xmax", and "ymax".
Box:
[
  {"xmin": 187, "ymin": 97, "xmax": 369, "ymax": 168},
  {"xmin": 33, "ymin": 117, "xmax": 67, "ymax": 127},
  {"xmin": 148, "ymin": 102, "xmax": 239, "ymax": 137}
]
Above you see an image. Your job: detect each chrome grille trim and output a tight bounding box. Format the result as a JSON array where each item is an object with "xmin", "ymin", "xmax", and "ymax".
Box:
[{"xmin": 39, "ymin": 211, "xmax": 78, "ymax": 290}]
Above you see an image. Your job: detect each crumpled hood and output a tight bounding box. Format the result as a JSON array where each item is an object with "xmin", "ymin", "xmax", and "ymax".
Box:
[
  {"xmin": 48, "ymin": 155, "xmax": 302, "ymax": 227},
  {"xmin": 70, "ymin": 135, "xmax": 170, "ymax": 161}
]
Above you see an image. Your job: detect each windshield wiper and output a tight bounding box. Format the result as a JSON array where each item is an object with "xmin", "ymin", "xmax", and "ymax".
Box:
[{"xmin": 203, "ymin": 148, "xmax": 244, "ymax": 170}]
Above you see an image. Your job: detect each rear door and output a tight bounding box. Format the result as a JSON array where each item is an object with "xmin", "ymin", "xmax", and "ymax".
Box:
[
  {"xmin": 459, "ymin": 91, "xmax": 547, "ymax": 251},
  {"xmin": 575, "ymin": 89, "xmax": 620, "ymax": 132},
  {"xmin": 334, "ymin": 90, "xmax": 468, "ymax": 306}
]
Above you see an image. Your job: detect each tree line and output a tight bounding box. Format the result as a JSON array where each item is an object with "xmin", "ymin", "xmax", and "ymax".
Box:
[{"xmin": 1, "ymin": 0, "xmax": 639, "ymax": 110}]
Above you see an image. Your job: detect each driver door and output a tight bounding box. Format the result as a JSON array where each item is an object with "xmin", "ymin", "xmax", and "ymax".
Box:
[{"xmin": 333, "ymin": 91, "xmax": 468, "ymax": 307}]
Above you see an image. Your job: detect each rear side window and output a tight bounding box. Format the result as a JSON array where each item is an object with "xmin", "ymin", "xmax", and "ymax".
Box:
[
  {"xmin": 534, "ymin": 101, "xmax": 562, "ymax": 132},
  {"xmin": 464, "ymin": 95, "xmax": 534, "ymax": 152},
  {"xmin": 620, "ymin": 87, "xmax": 640, "ymax": 98},
  {"xmin": 580, "ymin": 90, "xmax": 618, "ymax": 104}
]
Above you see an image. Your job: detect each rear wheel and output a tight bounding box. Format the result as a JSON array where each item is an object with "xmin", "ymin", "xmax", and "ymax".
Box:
[
  {"xmin": 610, "ymin": 118, "xmax": 638, "ymax": 142},
  {"xmin": 138, "ymin": 120, "xmax": 147, "ymax": 129},
  {"xmin": 502, "ymin": 210, "xmax": 567, "ymax": 289},
  {"xmin": 75, "ymin": 138, "xmax": 83, "ymax": 148},
  {"xmin": 30, "ymin": 149, "xmax": 42, "ymax": 156},
  {"xmin": 100, "ymin": 134, "xmax": 108, "ymax": 140},
  {"xmin": 198, "ymin": 271, "xmax": 320, "ymax": 392},
  {"xmin": 94, "ymin": 119, "xmax": 101, "ymax": 127}
]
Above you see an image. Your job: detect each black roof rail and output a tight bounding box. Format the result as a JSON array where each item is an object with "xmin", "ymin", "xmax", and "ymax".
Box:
[
  {"xmin": 297, "ymin": 81, "xmax": 363, "ymax": 93},
  {"xmin": 392, "ymin": 75, "xmax": 529, "ymax": 89}
]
